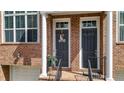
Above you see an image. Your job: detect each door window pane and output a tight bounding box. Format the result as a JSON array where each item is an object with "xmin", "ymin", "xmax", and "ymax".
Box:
[
  {"xmin": 5, "ymin": 30, "xmax": 13, "ymax": 42},
  {"xmin": 16, "ymin": 30, "xmax": 25, "ymax": 42},
  {"xmin": 27, "ymin": 29, "xmax": 37, "ymax": 42},
  {"xmin": 27, "ymin": 15, "xmax": 37, "ymax": 28},
  {"xmin": 82, "ymin": 21, "xmax": 96, "ymax": 27},
  {"xmin": 56, "ymin": 22, "xmax": 68, "ymax": 28},
  {"xmin": 5, "ymin": 16, "xmax": 13, "ymax": 28},
  {"xmin": 92, "ymin": 21, "xmax": 96, "ymax": 27},
  {"xmin": 16, "ymin": 16, "xmax": 25, "ymax": 28}
]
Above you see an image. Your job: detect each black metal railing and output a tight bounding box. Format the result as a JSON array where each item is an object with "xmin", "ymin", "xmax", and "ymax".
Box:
[
  {"xmin": 55, "ymin": 59, "xmax": 62, "ymax": 81},
  {"xmin": 88, "ymin": 56, "xmax": 106, "ymax": 80},
  {"xmin": 88, "ymin": 59, "xmax": 93, "ymax": 81}
]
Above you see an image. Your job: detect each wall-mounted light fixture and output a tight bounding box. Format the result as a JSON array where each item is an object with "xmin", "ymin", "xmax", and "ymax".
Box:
[{"xmin": 16, "ymin": 52, "xmax": 21, "ymax": 59}]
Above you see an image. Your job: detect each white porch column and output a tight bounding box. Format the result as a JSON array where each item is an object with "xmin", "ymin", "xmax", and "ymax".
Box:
[
  {"xmin": 40, "ymin": 13, "xmax": 47, "ymax": 77},
  {"xmin": 106, "ymin": 11, "xmax": 113, "ymax": 81}
]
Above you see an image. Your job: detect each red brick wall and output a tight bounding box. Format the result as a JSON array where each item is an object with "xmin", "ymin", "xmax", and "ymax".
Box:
[
  {"xmin": 112, "ymin": 11, "xmax": 124, "ymax": 78},
  {"xmin": 100, "ymin": 12, "xmax": 107, "ymax": 75},
  {"xmin": 47, "ymin": 14, "xmax": 53, "ymax": 56}
]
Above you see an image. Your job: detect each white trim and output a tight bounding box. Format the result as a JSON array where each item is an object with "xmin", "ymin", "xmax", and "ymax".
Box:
[
  {"xmin": 1, "ymin": 11, "xmax": 40, "ymax": 44},
  {"xmin": 13, "ymin": 11, "xmax": 16, "ymax": 42},
  {"xmin": 53, "ymin": 18, "xmax": 71, "ymax": 68},
  {"xmin": 4, "ymin": 12, "xmax": 38, "ymax": 16},
  {"xmin": 116, "ymin": 11, "xmax": 124, "ymax": 44},
  {"xmin": 116, "ymin": 11, "xmax": 119, "ymax": 43},
  {"xmin": 1, "ymin": 12, "xmax": 4, "ymax": 44},
  {"xmin": 37, "ymin": 12, "xmax": 40, "ymax": 43},
  {"xmin": 51, "ymin": 11, "xmax": 101, "ymax": 15},
  {"xmin": 25, "ymin": 12, "xmax": 27, "ymax": 43},
  {"xmin": 79, "ymin": 17, "xmax": 100, "ymax": 70}
]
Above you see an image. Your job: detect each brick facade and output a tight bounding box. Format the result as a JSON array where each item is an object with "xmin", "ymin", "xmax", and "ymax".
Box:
[
  {"xmin": 0, "ymin": 11, "xmax": 122, "ymax": 80},
  {"xmin": 113, "ymin": 11, "xmax": 124, "ymax": 79},
  {"xmin": 51, "ymin": 12, "xmax": 105, "ymax": 72}
]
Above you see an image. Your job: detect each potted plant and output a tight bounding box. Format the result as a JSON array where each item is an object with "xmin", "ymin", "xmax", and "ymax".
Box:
[{"xmin": 47, "ymin": 55, "xmax": 58, "ymax": 68}]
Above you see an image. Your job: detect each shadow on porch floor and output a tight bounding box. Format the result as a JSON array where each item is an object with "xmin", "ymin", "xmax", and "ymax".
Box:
[{"xmin": 39, "ymin": 70, "xmax": 105, "ymax": 81}]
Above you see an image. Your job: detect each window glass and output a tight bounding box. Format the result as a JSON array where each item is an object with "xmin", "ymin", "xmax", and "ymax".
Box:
[
  {"xmin": 5, "ymin": 16, "xmax": 13, "ymax": 28},
  {"xmin": 27, "ymin": 11, "xmax": 37, "ymax": 13},
  {"xmin": 16, "ymin": 16, "xmax": 25, "ymax": 28},
  {"xmin": 15, "ymin": 11, "xmax": 25, "ymax": 14},
  {"xmin": 120, "ymin": 12, "xmax": 124, "ymax": 24},
  {"xmin": 82, "ymin": 21, "xmax": 96, "ymax": 27},
  {"xmin": 56, "ymin": 22, "xmax": 68, "ymax": 28},
  {"xmin": 119, "ymin": 12, "xmax": 124, "ymax": 42},
  {"xmin": 120, "ymin": 26, "xmax": 124, "ymax": 41},
  {"xmin": 27, "ymin": 29, "xmax": 37, "ymax": 42},
  {"xmin": 16, "ymin": 30, "xmax": 25, "ymax": 42},
  {"xmin": 5, "ymin": 30, "xmax": 13, "ymax": 42},
  {"xmin": 92, "ymin": 21, "xmax": 96, "ymax": 27},
  {"xmin": 5, "ymin": 11, "xmax": 13, "ymax": 14},
  {"xmin": 27, "ymin": 15, "xmax": 37, "ymax": 28}
]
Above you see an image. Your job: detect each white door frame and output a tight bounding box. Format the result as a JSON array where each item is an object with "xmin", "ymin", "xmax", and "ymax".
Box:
[
  {"xmin": 79, "ymin": 17, "xmax": 100, "ymax": 70},
  {"xmin": 53, "ymin": 18, "xmax": 71, "ymax": 68}
]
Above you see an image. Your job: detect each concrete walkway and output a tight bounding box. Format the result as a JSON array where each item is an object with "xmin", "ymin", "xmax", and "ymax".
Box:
[{"xmin": 39, "ymin": 70, "xmax": 105, "ymax": 81}]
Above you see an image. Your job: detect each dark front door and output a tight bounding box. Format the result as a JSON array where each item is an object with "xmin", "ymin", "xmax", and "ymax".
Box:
[
  {"xmin": 82, "ymin": 28, "xmax": 97, "ymax": 68},
  {"xmin": 56, "ymin": 29, "xmax": 69, "ymax": 67}
]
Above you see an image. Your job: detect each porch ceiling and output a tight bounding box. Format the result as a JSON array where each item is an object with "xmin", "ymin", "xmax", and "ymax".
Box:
[{"xmin": 41, "ymin": 11, "xmax": 102, "ymax": 15}]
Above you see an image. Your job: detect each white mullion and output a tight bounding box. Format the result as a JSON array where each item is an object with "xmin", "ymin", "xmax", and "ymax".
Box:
[
  {"xmin": 118, "ymin": 12, "xmax": 121, "ymax": 42},
  {"xmin": 81, "ymin": 27, "xmax": 97, "ymax": 29},
  {"xmin": 25, "ymin": 12, "xmax": 27, "ymax": 43},
  {"xmin": 55, "ymin": 28, "xmax": 68, "ymax": 30},
  {"xmin": 27, "ymin": 27, "xmax": 37, "ymax": 29},
  {"xmin": 37, "ymin": 13, "xmax": 39, "ymax": 43},
  {"xmin": 2, "ymin": 11, "xmax": 5, "ymax": 43},
  {"xmin": 119, "ymin": 24, "xmax": 124, "ymax": 26},
  {"xmin": 13, "ymin": 11, "xmax": 16, "ymax": 42},
  {"xmin": 16, "ymin": 28, "xmax": 25, "ymax": 30}
]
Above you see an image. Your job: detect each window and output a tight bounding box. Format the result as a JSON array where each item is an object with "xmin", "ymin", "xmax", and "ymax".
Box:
[
  {"xmin": 82, "ymin": 21, "xmax": 96, "ymax": 28},
  {"xmin": 4, "ymin": 11, "xmax": 38, "ymax": 43},
  {"xmin": 56, "ymin": 22, "xmax": 68, "ymax": 28},
  {"xmin": 118, "ymin": 11, "xmax": 124, "ymax": 42}
]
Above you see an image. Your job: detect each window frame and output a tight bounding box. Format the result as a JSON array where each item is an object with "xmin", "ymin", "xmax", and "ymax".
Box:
[
  {"xmin": 2, "ymin": 11, "xmax": 40, "ymax": 44},
  {"xmin": 116, "ymin": 11, "xmax": 124, "ymax": 44}
]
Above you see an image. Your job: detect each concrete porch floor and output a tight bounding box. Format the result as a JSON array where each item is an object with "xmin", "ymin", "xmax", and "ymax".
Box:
[{"xmin": 39, "ymin": 70, "xmax": 105, "ymax": 81}]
